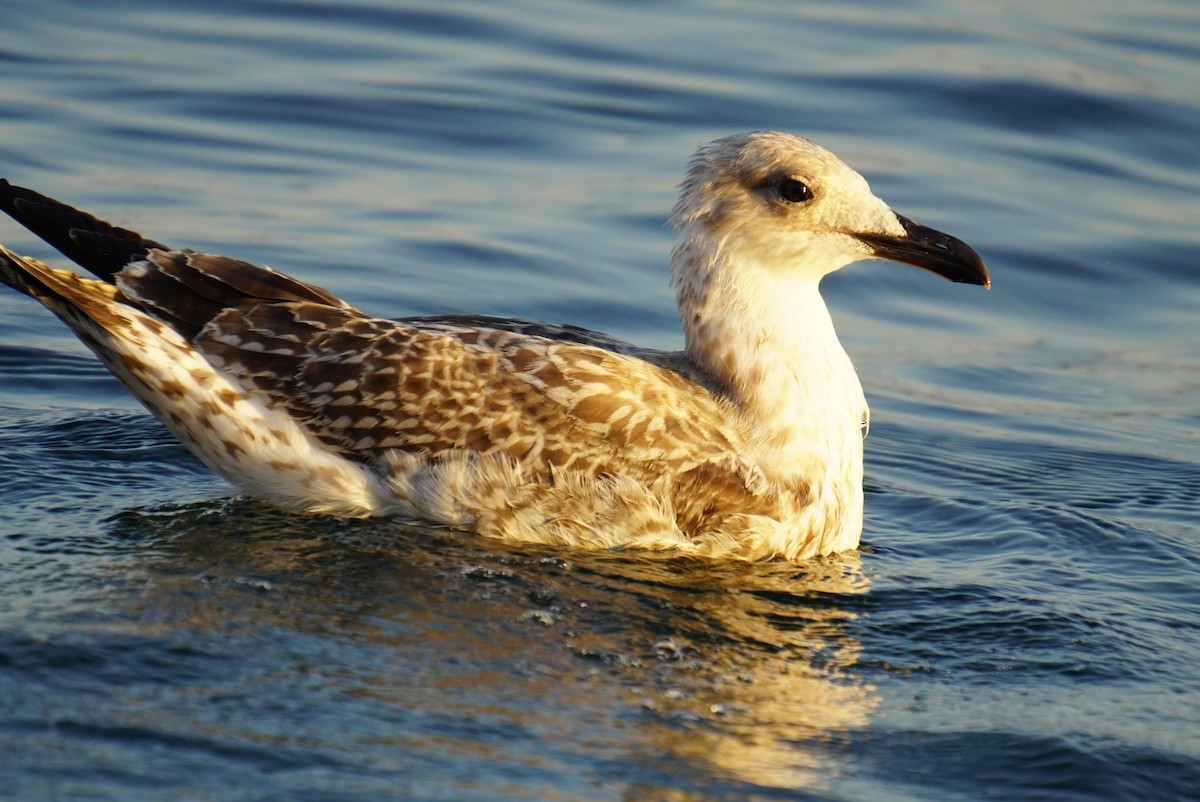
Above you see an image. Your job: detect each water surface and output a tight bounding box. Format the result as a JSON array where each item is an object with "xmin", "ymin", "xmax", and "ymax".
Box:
[{"xmin": 1, "ymin": 1, "xmax": 1198, "ymax": 799}]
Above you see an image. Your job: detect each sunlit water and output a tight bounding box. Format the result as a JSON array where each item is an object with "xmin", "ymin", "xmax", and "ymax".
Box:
[{"xmin": 1, "ymin": 1, "xmax": 1198, "ymax": 800}]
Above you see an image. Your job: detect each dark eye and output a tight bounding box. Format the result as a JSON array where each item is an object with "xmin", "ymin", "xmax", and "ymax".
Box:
[{"xmin": 779, "ymin": 178, "xmax": 812, "ymax": 203}]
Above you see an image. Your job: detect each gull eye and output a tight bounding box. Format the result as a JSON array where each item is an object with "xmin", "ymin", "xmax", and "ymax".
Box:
[{"xmin": 779, "ymin": 178, "xmax": 813, "ymax": 203}]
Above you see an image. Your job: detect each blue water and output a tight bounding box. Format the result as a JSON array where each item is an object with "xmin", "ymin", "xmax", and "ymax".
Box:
[{"xmin": 1, "ymin": 1, "xmax": 1198, "ymax": 799}]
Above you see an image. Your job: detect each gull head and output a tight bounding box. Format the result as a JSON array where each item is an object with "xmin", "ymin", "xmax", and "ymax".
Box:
[{"xmin": 669, "ymin": 131, "xmax": 989, "ymax": 289}]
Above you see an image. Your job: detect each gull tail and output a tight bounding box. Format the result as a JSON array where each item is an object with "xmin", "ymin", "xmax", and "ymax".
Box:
[
  {"xmin": 0, "ymin": 180, "xmax": 346, "ymax": 339},
  {"xmin": 0, "ymin": 178, "xmax": 173, "ymax": 335},
  {"xmin": 0, "ymin": 181, "xmax": 385, "ymax": 516},
  {"xmin": 0, "ymin": 245, "xmax": 129, "ymax": 332},
  {"xmin": 0, "ymin": 178, "xmax": 170, "ymax": 282},
  {"xmin": 0, "ymin": 178, "xmax": 170, "ymax": 345}
]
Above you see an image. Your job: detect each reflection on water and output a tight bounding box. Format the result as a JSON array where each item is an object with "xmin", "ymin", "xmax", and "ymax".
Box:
[
  {"xmin": 97, "ymin": 502, "xmax": 876, "ymax": 794},
  {"xmin": 2, "ymin": 0, "xmax": 1199, "ymax": 798}
]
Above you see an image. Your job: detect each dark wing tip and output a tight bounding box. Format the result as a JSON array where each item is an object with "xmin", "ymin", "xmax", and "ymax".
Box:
[{"xmin": 0, "ymin": 179, "xmax": 170, "ymax": 283}]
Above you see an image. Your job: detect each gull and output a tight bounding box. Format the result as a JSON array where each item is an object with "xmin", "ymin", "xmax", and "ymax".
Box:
[{"xmin": 0, "ymin": 132, "xmax": 988, "ymax": 561}]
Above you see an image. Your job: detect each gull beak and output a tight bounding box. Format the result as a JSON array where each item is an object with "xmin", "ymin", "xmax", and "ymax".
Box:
[{"xmin": 855, "ymin": 214, "xmax": 990, "ymax": 288}]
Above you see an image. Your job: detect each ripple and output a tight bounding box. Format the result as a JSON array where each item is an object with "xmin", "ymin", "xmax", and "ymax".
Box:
[{"xmin": 1, "ymin": 0, "xmax": 1198, "ymax": 799}]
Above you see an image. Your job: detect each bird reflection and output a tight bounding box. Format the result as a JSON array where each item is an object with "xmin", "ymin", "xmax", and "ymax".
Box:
[{"xmin": 105, "ymin": 501, "xmax": 877, "ymax": 794}]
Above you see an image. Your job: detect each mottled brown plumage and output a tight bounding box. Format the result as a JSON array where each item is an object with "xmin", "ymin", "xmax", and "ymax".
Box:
[{"xmin": 0, "ymin": 133, "xmax": 988, "ymax": 560}]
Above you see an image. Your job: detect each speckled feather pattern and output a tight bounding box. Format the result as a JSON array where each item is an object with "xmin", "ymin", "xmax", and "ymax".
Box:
[
  {"xmin": 0, "ymin": 246, "xmax": 799, "ymax": 557},
  {"xmin": 0, "ymin": 132, "xmax": 988, "ymax": 561}
]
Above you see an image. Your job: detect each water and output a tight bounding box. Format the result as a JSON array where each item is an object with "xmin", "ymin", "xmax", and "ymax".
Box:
[{"xmin": 1, "ymin": 1, "xmax": 1198, "ymax": 799}]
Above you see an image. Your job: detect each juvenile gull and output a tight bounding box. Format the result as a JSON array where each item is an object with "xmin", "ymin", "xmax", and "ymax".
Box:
[{"xmin": 0, "ymin": 132, "xmax": 988, "ymax": 561}]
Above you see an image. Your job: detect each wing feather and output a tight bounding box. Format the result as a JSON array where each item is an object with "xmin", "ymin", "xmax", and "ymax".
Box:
[{"xmin": 110, "ymin": 249, "xmax": 786, "ymax": 528}]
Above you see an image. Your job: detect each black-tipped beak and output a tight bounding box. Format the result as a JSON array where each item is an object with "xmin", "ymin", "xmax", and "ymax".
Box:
[{"xmin": 855, "ymin": 214, "xmax": 990, "ymax": 288}]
